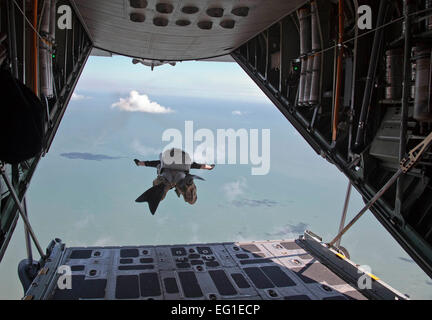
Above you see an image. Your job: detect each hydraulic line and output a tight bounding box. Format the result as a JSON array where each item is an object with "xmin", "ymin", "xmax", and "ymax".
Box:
[
  {"xmin": 309, "ymin": 1, "xmax": 322, "ymax": 106},
  {"xmin": 297, "ymin": 8, "xmax": 311, "ymax": 106},
  {"xmin": 22, "ymin": 0, "xmax": 26, "ymax": 84},
  {"xmin": 332, "ymin": 0, "xmax": 344, "ymax": 143},
  {"xmin": 348, "ymin": 0, "xmax": 359, "ymax": 158},
  {"xmin": 32, "ymin": 0, "xmax": 38, "ymax": 95},
  {"xmin": 396, "ymin": 0, "xmax": 413, "ymax": 217},
  {"xmin": 7, "ymin": 0, "xmax": 19, "ymax": 78},
  {"xmin": 353, "ymin": 0, "xmax": 388, "ymax": 151}
]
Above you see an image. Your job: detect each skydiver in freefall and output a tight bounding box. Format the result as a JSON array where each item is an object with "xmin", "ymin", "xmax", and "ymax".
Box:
[{"xmin": 134, "ymin": 148, "xmax": 215, "ymax": 215}]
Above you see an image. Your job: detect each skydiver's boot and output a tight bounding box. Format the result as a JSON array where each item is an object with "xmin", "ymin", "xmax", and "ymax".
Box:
[{"xmin": 135, "ymin": 183, "xmax": 167, "ymax": 215}]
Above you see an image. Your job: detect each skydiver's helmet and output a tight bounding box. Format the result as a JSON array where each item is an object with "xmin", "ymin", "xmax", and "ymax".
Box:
[{"xmin": 159, "ymin": 148, "xmax": 192, "ymax": 173}]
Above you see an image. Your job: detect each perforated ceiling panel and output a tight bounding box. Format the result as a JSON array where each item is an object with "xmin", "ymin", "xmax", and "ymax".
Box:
[{"xmin": 71, "ymin": 0, "xmax": 307, "ymax": 60}]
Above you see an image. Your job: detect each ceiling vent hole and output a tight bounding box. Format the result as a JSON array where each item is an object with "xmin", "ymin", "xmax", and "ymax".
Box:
[
  {"xmin": 153, "ymin": 17, "xmax": 169, "ymax": 27},
  {"xmin": 182, "ymin": 6, "xmax": 199, "ymax": 14},
  {"xmin": 220, "ymin": 19, "xmax": 235, "ymax": 29},
  {"xmin": 129, "ymin": 0, "xmax": 147, "ymax": 9},
  {"xmin": 197, "ymin": 20, "xmax": 213, "ymax": 30},
  {"xmin": 231, "ymin": 6, "xmax": 249, "ymax": 17},
  {"xmin": 156, "ymin": 3, "xmax": 174, "ymax": 14},
  {"xmin": 176, "ymin": 19, "xmax": 191, "ymax": 26},
  {"xmin": 206, "ymin": 7, "xmax": 224, "ymax": 18},
  {"xmin": 130, "ymin": 13, "xmax": 145, "ymax": 22}
]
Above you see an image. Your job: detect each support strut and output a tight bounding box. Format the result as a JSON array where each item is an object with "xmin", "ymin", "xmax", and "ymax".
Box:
[
  {"xmin": 22, "ymin": 197, "xmax": 34, "ymax": 265},
  {"xmin": 0, "ymin": 165, "xmax": 45, "ymax": 259},
  {"xmin": 329, "ymin": 131, "xmax": 432, "ymax": 247},
  {"xmin": 335, "ymin": 181, "xmax": 352, "ymax": 249}
]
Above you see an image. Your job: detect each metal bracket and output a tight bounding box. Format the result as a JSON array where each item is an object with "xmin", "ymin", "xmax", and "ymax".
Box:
[
  {"xmin": 329, "ymin": 131, "xmax": 432, "ymax": 247},
  {"xmin": 400, "ymin": 131, "xmax": 432, "ymax": 173}
]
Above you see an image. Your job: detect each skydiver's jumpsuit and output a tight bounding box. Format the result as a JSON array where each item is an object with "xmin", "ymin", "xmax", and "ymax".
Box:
[{"xmin": 140, "ymin": 160, "xmax": 201, "ymax": 204}]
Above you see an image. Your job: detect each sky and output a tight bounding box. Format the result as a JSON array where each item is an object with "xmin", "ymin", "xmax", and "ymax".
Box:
[{"xmin": 0, "ymin": 56, "xmax": 431, "ymax": 299}]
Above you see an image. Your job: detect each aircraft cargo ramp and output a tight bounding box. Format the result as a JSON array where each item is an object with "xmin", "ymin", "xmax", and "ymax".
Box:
[{"xmin": 23, "ymin": 231, "xmax": 407, "ymax": 300}]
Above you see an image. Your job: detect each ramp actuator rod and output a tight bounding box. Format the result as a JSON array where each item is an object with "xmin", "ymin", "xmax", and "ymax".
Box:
[
  {"xmin": 0, "ymin": 165, "xmax": 45, "ymax": 259},
  {"xmin": 335, "ymin": 181, "xmax": 352, "ymax": 249},
  {"xmin": 22, "ymin": 197, "xmax": 34, "ymax": 265},
  {"xmin": 329, "ymin": 131, "xmax": 432, "ymax": 247}
]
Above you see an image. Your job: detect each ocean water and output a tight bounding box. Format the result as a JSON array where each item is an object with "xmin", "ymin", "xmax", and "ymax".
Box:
[{"xmin": 0, "ymin": 58, "xmax": 430, "ymax": 299}]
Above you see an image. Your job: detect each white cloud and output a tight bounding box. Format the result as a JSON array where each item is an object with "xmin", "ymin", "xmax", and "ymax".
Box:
[
  {"xmin": 73, "ymin": 215, "xmax": 95, "ymax": 230},
  {"xmin": 71, "ymin": 92, "xmax": 89, "ymax": 101},
  {"xmin": 156, "ymin": 216, "xmax": 169, "ymax": 226},
  {"xmin": 93, "ymin": 237, "xmax": 115, "ymax": 247},
  {"xmin": 232, "ymin": 110, "xmax": 243, "ymax": 116},
  {"xmin": 112, "ymin": 90, "xmax": 173, "ymax": 114},
  {"xmin": 188, "ymin": 223, "xmax": 200, "ymax": 243},
  {"xmin": 234, "ymin": 233, "xmax": 253, "ymax": 242},
  {"xmin": 132, "ymin": 139, "xmax": 160, "ymax": 157},
  {"xmin": 222, "ymin": 178, "xmax": 247, "ymax": 201}
]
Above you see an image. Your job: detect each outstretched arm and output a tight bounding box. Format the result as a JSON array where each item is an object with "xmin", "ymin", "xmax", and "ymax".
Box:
[
  {"xmin": 191, "ymin": 162, "xmax": 215, "ymax": 170},
  {"xmin": 134, "ymin": 159, "xmax": 160, "ymax": 167}
]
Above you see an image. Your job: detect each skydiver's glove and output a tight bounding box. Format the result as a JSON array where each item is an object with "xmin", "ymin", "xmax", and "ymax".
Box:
[
  {"xmin": 202, "ymin": 164, "xmax": 215, "ymax": 170},
  {"xmin": 134, "ymin": 159, "xmax": 140, "ymax": 166}
]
